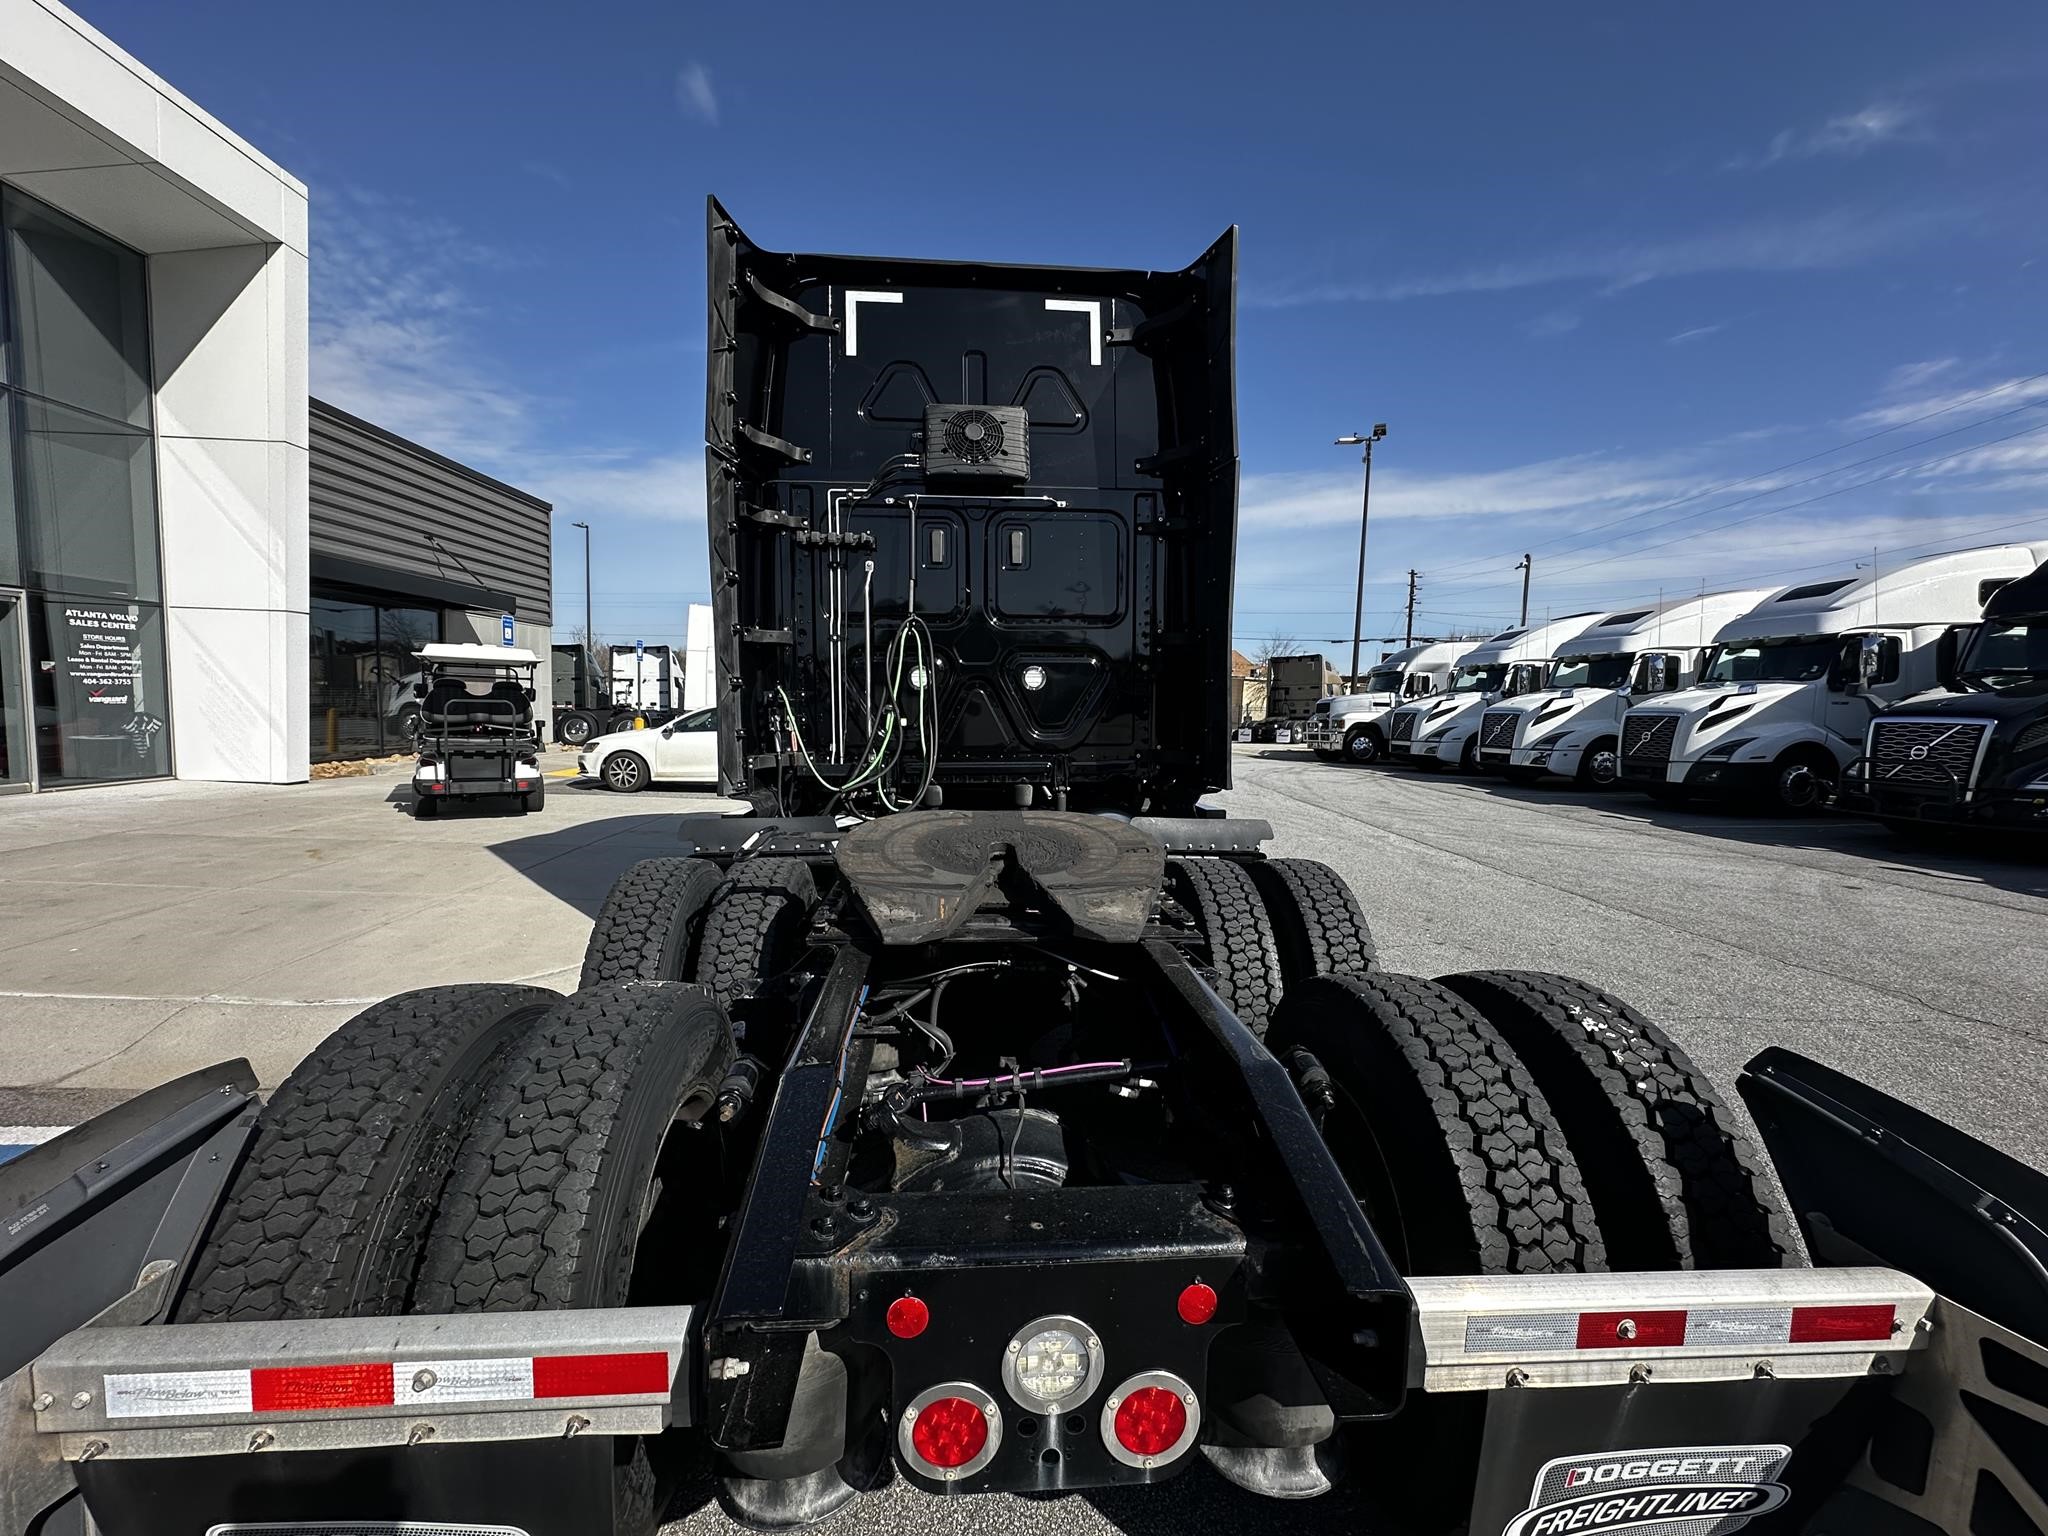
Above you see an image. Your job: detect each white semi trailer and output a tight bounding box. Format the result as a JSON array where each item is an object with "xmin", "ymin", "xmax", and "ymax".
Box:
[
  {"xmin": 1383, "ymin": 612, "xmax": 1603, "ymax": 772},
  {"xmin": 1476, "ymin": 589, "xmax": 1776, "ymax": 787},
  {"xmin": 1302, "ymin": 640, "xmax": 1473, "ymax": 763},
  {"xmin": 1617, "ymin": 542, "xmax": 2048, "ymax": 812}
]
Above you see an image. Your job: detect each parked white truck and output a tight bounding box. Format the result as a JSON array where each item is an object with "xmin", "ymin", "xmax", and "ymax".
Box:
[
  {"xmin": 1617, "ymin": 543, "xmax": 2048, "ymax": 812},
  {"xmin": 1476, "ymin": 589, "xmax": 1775, "ymax": 787},
  {"xmin": 1303, "ymin": 640, "xmax": 1473, "ymax": 763},
  {"xmin": 1384, "ymin": 612, "xmax": 1603, "ymax": 772}
]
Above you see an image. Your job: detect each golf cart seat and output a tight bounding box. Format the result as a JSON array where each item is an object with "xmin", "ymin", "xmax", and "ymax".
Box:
[{"xmin": 422, "ymin": 681, "xmax": 524, "ymax": 730}]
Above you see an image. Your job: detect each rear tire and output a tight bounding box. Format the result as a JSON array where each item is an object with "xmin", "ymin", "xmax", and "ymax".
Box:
[
  {"xmin": 414, "ymin": 982, "xmax": 736, "ymax": 1536},
  {"xmin": 691, "ymin": 856, "xmax": 819, "ymax": 1008},
  {"xmin": 413, "ymin": 794, "xmax": 440, "ymax": 818},
  {"xmin": 522, "ymin": 777, "xmax": 546, "ymax": 813},
  {"xmin": 558, "ymin": 710, "xmax": 600, "ymax": 746},
  {"xmin": 1437, "ymin": 970, "xmax": 1798, "ymax": 1269},
  {"xmin": 1270, "ymin": 973, "xmax": 1604, "ymax": 1275},
  {"xmin": 174, "ymin": 984, "xmax": 560, "ymax": 1322},
  {"xmin": 1166, "ymin": 856, "xmax": 1284, "ymax": 1035},
  {"xmin": 582, "ymin": 857, "xmax": 726, "ymax": 988},
  {"xmin": 1249, "ymin": 857, "xmax": 1378, "ymax": 992}
]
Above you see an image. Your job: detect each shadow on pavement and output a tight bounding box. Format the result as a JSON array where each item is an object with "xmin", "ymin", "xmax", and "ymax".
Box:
[
  {"xmin": 482, "ymin": 806, "xmax": 716, "ymax": 919},
  {"xmin": 1354, "ymin": 762, "xmax": 2048, "ymax": 898}
]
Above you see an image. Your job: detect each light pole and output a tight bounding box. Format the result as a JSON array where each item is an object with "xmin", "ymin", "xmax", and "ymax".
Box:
[
  {"xmin": 572, "ymin": 520, "xmax": 593, "ymax": 694},
  {"xmin": 1335, "ymin": 424, "xmax": 1387, "ymax": 689},
  {"xmin": 1515, "ymin": 553, "xmax": 1532, "ymax": 626}
]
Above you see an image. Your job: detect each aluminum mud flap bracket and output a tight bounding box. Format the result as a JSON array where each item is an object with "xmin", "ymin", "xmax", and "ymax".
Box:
[
  {"xmin": 22, "ymin": 1306, "xmax": 693, "ymax": 1536},
  {"xmin": 1408, "ymin": 1266, "xmax": 1940, "ymax": 1535}
]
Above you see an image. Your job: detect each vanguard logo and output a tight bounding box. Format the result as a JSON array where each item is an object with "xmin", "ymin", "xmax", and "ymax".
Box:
[{"xmin": 1502, "ymin": 1443, "xmax": 1792, "ymax": 1536}]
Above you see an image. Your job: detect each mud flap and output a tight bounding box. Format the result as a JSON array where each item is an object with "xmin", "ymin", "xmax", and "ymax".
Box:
[
  {"xmin": 1734, "ymin": 1048, "xmax": 2048, "ymax": 1535},
  {"xmin": 1467, "ymin": 1378, "xmax": 1879, "ymax": 1536}
]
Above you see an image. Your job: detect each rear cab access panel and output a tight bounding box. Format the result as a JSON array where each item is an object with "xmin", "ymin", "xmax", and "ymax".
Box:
[{"xmin": 705, "ymin": 198, "xmax": 1239, "ymax": 813}]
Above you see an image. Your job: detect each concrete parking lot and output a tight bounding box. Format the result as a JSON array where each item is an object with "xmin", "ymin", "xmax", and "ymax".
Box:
[{"xmin": 1, "ymin": 744, "xmax": 2043, "ymax": 1535}]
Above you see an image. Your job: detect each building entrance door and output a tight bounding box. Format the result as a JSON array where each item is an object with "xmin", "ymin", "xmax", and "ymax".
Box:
[{"xmin": 0, "ymin": 591, "xmax": 33, "ymax": 793}]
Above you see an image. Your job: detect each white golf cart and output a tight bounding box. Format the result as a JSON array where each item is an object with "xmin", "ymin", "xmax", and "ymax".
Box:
[{"xmin": 408, "ymin": 643, "xmax": 546, "ymax": 817}]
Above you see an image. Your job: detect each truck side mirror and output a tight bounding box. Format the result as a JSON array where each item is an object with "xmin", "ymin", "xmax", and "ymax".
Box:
[
  {"xmin": 1855, "ymin": 633, "xmax": 1900, "ymax": 689},
  {"xmin": 1935, "ymin": 627, "xmax": 1967, "ymax": 689}
]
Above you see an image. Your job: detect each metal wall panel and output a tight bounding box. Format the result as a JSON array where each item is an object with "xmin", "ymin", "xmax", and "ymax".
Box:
[{"xmin": 309, "ymin": 399, "xmax": 551, "ymax": 623}]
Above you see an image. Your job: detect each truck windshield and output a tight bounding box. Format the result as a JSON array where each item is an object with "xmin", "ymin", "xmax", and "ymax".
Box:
[
  {"xmin": 1700, "ymin": 637, "xmax": 1838, "ymax": 685},
  {"xmin": 1961, "ymin": 618, "xmax": 2048, "ymax": 680},
  {"xmin": 1448, "ymin": 664, "xmax": 1509, "ymax": 693},
  {"xmin": 1548, "ymin": 653, "xmax": 1631, "ymax": 689},
  {"xmin": 1362, "ymin": 667, "xmax": 1404, "ymax": 694}
]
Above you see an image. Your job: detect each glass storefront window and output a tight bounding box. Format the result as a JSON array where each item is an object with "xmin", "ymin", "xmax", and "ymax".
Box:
[
  {"xmin": 0, "ymin": 412, "xmax": 17, "ymax": 587},
  {"xmin": 3, "ymin": 190, "xmax": 152, "ymax": 428},
  {"xmin": 12, "ymin": 393, "xmax": 159, "ymax": 601},
  {"xmin": 310, "ymin": 591, "xmax": 440, "ymax": 760},
  {"xmin": 28, "ymin": 594, "xmax": 171, "ymax": 785}
]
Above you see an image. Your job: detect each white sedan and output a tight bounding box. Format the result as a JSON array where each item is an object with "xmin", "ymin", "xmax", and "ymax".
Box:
[{"xmin": 577, "ymin": 708, "xmax": 719, "ymax": 791}]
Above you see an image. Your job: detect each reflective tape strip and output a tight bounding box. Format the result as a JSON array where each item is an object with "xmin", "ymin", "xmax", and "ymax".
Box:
[
  {"xmin": 1685, "ymin": 1307, "xmax": 1794, "ymax": 1346},
  {"xmin": 1466, "ymin": 1313, "xmax": 1578, "ymax": 1353},
  {"xmin": 395, "ymin": 1356, "xmax": 533, "ymax": 1405},
  {"xmin": 105, "ymin": 1369, "xmax": 253, "ymax": 1420},
  {"xmin": 100, "ymin": 1351, "xmax": 673, "ymax": 1420}
]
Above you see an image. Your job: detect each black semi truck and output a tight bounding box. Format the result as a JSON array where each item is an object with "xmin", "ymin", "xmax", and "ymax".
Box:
[
  {"xmin": 1845, "ymin": 558, "xmax": 2048, "ymax": 830},
  {"xmin": 1, "ymin": 202, "xmax": 2044, "ymax": 1536}
]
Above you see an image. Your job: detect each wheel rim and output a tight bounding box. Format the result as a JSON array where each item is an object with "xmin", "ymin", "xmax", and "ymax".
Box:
[
  {"xmin": 563, "ymin": 716, "xmax": 590, "ymax": 744},
  {"xmin": 1587, "ymin": 749, "xmax": 1618, "ymax": 786},
  {"xmin": 1778, "ymin": 763, "xmax": 1828, "ymax": 810},
  {"xmin": 1347, "ymin": 733, "xmax": 1377, "ymax": 763},
  {"xmin": 606, "ymin": 756, "xmax": 641, "ymax": 790}
]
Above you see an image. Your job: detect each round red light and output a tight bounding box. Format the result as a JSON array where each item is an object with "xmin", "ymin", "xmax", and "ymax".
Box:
[
  {"xmin": 886, "ymin": 1295, "xmax": 930, "ymax": 1339},
  {"xmin": 1113, "ymin": 1386, "xmax": 1189, "ymax": 1458},
  {"xmin": 1176, "ymin": 1281, "xmax": 1218, "ymax": 1326},
  {"xmin": 910, "ymin": 1396, "xmax": 989, "ymax": 1469}
]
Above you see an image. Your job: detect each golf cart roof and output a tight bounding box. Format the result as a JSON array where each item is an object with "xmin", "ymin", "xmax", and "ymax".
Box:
[{"xmin": 417, "ymin": 643, "xmax": 540, "ymax": 666}]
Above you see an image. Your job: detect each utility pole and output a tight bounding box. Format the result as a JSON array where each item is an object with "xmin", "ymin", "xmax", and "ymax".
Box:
[
  {"xmin": 1404, "ymin": 569, "xmax": 1419, "ymax": 647},
  {"xmin": 1334, "ymin": 424, "xmax": 1388, "ymax": 690},
  {"xmin": 572, "ymin": 520, "xmax": 593, "ymax": 697},
  {"xmin": 1516, "ymin": 553, "xmax": 1532, "ymax": 626}
]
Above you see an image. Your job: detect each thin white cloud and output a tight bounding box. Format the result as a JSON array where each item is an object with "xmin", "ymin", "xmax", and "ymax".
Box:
[
  {"xmin": 1667, "ymin": 322, "xmax": 1726, "ymax": 345},
  {"xmin": 310, "ymin": 187, "xmax": 701, "ymax": 531},
  {"xmin": 1848, "ymin": 369, "xmax": 2048, "ymax": 429},
  {"xmin": 1754, "ymin": 102, "xmax": 1924, "ymax": 167},
  {"xmin": 1247, "ymin": 204, "xmax": 1943, "ymax": 307},
  {"xmin": 1523, "ymin": 308, "xmax": 1581, "ymax": 339},
  {"xmin": 1240, "ymin": 454, "xmax": 1696, "ymax": 532},
  {"xmin": 676, "ymin": 63, "xmax": 719, "ymax": 125}
]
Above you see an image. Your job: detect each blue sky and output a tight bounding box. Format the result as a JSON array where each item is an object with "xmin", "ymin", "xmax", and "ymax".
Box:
[{"xmin": 80, "ymin": 1, "xmax": 2048, "ymax": 654}]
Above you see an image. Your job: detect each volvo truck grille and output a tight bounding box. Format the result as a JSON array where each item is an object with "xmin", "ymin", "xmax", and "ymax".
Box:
[
  {"xmin": 1390, "ymin": 712, "xmax": 1418, "ymax": 744},
  {"xmin": 1480, "ymin": 710, "xmax": 1519, "ymax": 751},
  {"xmin": 1868, "ymin": 719, "xmax": 1990, "ymax": 789},
  {"xmin": 1620, "ymin": 713, "xmax": 1679, "ymax": 778}
]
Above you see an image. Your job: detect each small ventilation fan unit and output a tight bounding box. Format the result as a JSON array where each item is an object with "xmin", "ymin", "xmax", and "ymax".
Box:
[{"xmin": 923, "ymin": 404, "xmax": 1030, "ymax": 482}]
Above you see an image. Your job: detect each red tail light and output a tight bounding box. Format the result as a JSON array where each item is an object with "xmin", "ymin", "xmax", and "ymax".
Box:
[
  {"xmin": 898, "ymin": 1382, "xmax": 1002, "ymax": 1480},
  {"xmin": 911, "ymin": 1398, "xmax": 987, "ymax": 1467},
  {"xmin": 1100, "ymin": 1370, "xmax": 1200, "ymax": 1468},
  {"xmin": 1113, "ymin": 1388, "xmax": 1186, "ymax": 1455}
]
